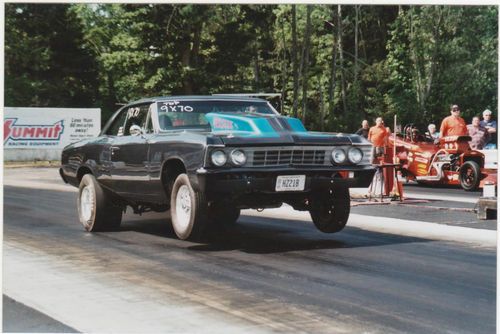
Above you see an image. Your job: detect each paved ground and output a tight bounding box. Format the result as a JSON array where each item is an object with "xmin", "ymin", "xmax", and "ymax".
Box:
[
  {"xmin": 3, "ymin": 168, "xmax": 497, "ymax": 333},
  {"xmin": 348, "ymin": 181, "xmax": 496, "ymax": 230},
  {"xmin": 3, "ymin": 296, "xmax": 78, "ymax": 333},
  {"xmin": 351, "ymin": 202, "xmax": 495, "ymax": 230}
]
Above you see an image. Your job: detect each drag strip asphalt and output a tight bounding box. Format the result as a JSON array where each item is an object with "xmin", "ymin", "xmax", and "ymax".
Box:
[{"xmin": 3, "ymin": 168, "xmax": 497, "ymax": 333}]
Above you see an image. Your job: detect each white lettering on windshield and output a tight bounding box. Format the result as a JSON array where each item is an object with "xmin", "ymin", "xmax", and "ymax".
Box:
[{"xmin": 159, "ymin": 102, "xmax": 193, "ymax": 113}]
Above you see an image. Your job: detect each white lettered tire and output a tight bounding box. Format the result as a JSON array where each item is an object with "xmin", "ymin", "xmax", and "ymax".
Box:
[
  {"xmin": 170, "ymin": 173, "xmax": 209, "ymax": 240},
  {"xmin": 77, "ymin": 174, "xmax": 122, "ymax": 231}
]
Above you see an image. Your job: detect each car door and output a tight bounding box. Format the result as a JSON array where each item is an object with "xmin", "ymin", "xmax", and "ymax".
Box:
[
  {"xmin": 109, "ymin": 103, "xmax": 153, "ymax": 199},
  {"xmin": 97, "ymin": 106, "xmax": 129, "ymax": 190}
]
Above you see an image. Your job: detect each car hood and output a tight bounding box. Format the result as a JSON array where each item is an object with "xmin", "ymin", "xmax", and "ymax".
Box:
[{"xmin": 205, "ymin": 112, "xmax": 366, "ymax": 146}]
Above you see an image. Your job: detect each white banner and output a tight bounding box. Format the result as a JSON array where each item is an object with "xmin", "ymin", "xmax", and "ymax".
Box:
[{"xmin": 4, "ymin": 107, "xmax": 101, "ymax": 161}]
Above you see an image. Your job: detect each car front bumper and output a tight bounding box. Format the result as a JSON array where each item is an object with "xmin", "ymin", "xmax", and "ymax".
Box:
[{"xmin": 195, "ymin": 166, "xmax": 375, "ymax": 195}]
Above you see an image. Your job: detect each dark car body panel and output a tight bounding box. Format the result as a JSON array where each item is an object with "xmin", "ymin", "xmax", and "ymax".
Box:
[{"xmin": 62, "ymin": 133, "xmax": 209, "ymax": 203}]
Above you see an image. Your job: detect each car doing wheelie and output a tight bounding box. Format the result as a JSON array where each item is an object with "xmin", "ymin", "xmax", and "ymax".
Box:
[
  {"xmin": 60, "ymin": 96, "xmax": 375, "ymax": 240},
  {"xmin": 388, "ymin": 124, "xmax": 496, "ymax": 191}
]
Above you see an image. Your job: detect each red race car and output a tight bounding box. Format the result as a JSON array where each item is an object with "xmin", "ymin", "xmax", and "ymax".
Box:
[{"xmin": 388, "ymin": 125, "xmax": 496, "ymax": 191}]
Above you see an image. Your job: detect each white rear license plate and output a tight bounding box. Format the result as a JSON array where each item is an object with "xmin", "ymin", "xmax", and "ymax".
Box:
[{"xmin": 275, "ymin": 175, "xmax": 306, "ymax": 192}]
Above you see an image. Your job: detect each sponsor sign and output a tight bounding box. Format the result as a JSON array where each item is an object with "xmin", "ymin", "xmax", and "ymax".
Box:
[
  {"xmin": 4, "ymin": 118, "xmax": 65, "ymax": 147},
  {"xmin": 4, "ymin": 107, "xmax": 100, "ymax": 160}
]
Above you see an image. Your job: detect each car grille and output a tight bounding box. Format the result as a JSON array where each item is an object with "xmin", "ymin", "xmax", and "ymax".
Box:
[{"xmin": 252, "ymin": 149, "xmax": 326, "ymax": 166}]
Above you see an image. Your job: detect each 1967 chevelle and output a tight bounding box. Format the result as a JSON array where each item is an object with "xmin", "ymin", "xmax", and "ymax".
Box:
[{"xmin": 60, "ymin": 96, "xmax": 375, "ymax": 240}]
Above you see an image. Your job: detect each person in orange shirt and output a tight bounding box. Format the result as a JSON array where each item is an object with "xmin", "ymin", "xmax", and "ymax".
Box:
[
  {"xmin": 439, "ymin": 104, "xmax": 468, "ymax": 137},
  {"xmin": 368, "ymin": 117, "xmax": 389, "ymax": 163}
]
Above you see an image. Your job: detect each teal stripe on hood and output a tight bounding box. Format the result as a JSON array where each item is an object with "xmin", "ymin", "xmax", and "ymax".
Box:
[
  {"xmin": 205, "ymin": 112, "xmax": 280, "ymax": 137},
  {"xmin": 205, "ymin": 112, "xmax": 356, "ymax": 141}
]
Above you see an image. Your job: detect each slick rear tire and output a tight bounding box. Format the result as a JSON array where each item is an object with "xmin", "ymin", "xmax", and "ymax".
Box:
[
  {"xmin": 77, "ymin": 174, "xmax": 122, "ymax": 232},
  {"xmin": 459, "ymin": 161, "xmax": 481, "ymax": 191},
  {"xmin": 309, "ymin": 187, "xmax": 350, "ymax": 233},
  {"xmin": 170, "ymin": 173, "xmax": 209, "ymax": 241}
]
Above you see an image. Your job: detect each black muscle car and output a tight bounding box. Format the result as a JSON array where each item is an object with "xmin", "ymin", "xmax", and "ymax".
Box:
[{"xmin": 60, "ymin": 96, "xmax": 375, "ymax": 240}]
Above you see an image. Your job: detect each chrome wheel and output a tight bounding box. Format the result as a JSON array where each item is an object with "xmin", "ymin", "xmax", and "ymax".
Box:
[
  {"xmin": 80, "ymin": 185, "xmax": 94, "ymax": 222},
  {"xmin": 459, "ymin": 161, "xmax": 480, "ymax": 191},
  {"xmin": 461, "ymin": 166, "xmax": 476, "ymax": 187},
  {"xmin": 175, "ymin": 185, "xmax": 192, "ymax": 234}
]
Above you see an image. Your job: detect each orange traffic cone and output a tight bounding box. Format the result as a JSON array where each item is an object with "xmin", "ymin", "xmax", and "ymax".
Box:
[{"xmin": 391, "ymin": 170, "xmax": 404, "ymax": 201}]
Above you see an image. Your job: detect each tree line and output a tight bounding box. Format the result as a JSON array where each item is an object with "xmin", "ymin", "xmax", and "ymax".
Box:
[{"xmin": 5, "ymin": 4, "xmax": 498, "ymax": 132}]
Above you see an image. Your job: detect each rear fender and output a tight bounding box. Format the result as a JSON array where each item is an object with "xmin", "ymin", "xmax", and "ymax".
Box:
[
  {"xmin": 76, "ymin": 162, "xmax": 97, "ymax": 182},
  {"xmin": 461, "ymin": 152, "xmax": 485, "ymax": 168}
]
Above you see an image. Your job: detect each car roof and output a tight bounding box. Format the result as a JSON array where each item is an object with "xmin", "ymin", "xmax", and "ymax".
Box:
[{"xmin": 129, "ymin": 95, "xmax": 268, "ymax": 105}]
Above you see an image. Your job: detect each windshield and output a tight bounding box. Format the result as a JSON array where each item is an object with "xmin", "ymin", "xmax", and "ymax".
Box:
[{"xmin": 156, "ymin": 100, "xmax": 277, "ymax": 130}]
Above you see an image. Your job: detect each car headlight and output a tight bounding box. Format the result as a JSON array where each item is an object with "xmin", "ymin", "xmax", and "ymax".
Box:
[
  {"xmin": 230, "ymin": 149, "xmax": 246, "ymax": 166},
  {"xmin": 211, "ymin": 150, "xmax": 227, "ymax": 166},
  {"xmin": 347, "ymin": 147, "xmax": 363, "ymax": 164},
  {"xmin": 331, "ymin": 148, "xmax": 346, "ymax": 164}
]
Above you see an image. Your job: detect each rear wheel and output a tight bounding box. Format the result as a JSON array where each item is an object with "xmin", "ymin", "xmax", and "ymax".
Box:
[
  {"xmin": 77, "ymin": 174, "xmax": 122, "ymax": 231},
  {"xmin": 309, "ymin": 187, "xmax": 350, "ymax": 233},
  {"xmin": 459, "ymin": 161, "xmax": 481, "ymax": 191},
  {"xmin": 170, "ymin": 173, "xmax": 209, "ymax": 240}
]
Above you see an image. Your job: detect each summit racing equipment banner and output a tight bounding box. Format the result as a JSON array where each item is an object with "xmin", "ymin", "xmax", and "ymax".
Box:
[
  {"xmin": 4, "ymin": 107, "xmax": 100, "ymax": 160},
  {"xmin": 4, "ymin": 118, "xmax": 65, "ymax": 146}
]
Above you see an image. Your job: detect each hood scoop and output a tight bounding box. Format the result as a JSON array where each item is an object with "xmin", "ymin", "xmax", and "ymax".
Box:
[{"xmin": 205, "ymin": 112, "xmax": 353, "ymax": 146}]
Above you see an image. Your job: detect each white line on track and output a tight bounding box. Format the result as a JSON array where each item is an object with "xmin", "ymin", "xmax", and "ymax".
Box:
[{"xmin": 242, "ymin": 206, "xmax": 497, "ymax": 249}]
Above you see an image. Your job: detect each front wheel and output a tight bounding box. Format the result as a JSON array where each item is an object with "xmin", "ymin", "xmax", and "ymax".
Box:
[
  {"xmin": 459, "ymin": 161, "xmax": 480, "ymax": 191},
  {"xmin": 309, "ymin": 187, "xmax": 350, "ymax": 233},
  {"xmin": 77, "ymin": 174, "xmax": 122, "ymax": 232},
  {"xmin": 170, "ymin": 173, "xmax": 209, "ymax": 240}
]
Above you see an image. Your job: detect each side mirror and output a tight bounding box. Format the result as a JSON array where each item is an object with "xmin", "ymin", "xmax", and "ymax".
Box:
[{"xmin": 129, "ymin": 124, "xmax": 143, "ymax": 136}]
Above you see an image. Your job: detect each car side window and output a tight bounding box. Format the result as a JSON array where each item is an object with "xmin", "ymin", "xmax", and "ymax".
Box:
[
  {"xmin": 105, "ymin": 109, "xmax": 128, "ymax": 136},
  {"xmin": 123, "ymin": 104, "xmax": 151, "ymax": 136},
  {"xmin": 145, "ymin": 113, "xmax": 153, "ymax": 134}
]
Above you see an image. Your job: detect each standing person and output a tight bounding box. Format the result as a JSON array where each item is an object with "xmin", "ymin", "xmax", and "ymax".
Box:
[
  {"xmin": 467, "ymin": 116, "xmax": 490, "ymax": 150},
  {"xmin": 426, "ymin": 123, "xmax": 440, "ymax": 140},
  {"xmin": 368, "ymin": 117, "xmax": 389, "ymax": 164},
  {"xmin": 480, "ymin": 109, "xmax": 497, "ymax": 149},
  {"xmin": 355, "ymin": 120, "xmax": 369, "ymax": 139},
  {"xmin": 439, "ymin": 104, "xmax": 467, "ymax": 137}
]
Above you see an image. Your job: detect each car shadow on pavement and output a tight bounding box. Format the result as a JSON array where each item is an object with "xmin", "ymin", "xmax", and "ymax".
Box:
[
  {"xmin": 119, "ymin": 213, "xmax": 175, "ymax": 238},
  {"xmin": 191, "ymin": 216, "xmax": 432, "ymax": 254},
  {"xmin": 119, "ymin": 214, "xmax": 432, "ymax": 255},
  {"xmin": 3, "ymin": 184, "xmax": 435, "ymax": 255}
]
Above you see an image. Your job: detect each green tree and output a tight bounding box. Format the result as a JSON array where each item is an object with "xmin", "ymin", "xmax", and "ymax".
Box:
[
  {"xmin": 5, "ymin": 4, "xmax": 497, "ymax": 132},
  {"xmin": 5, "ymin": 4, "xmax": 98, "ymax": 107},
  {"xmin": 386, "ymin": 5, "xmax": 498, "ymax": 127}
]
